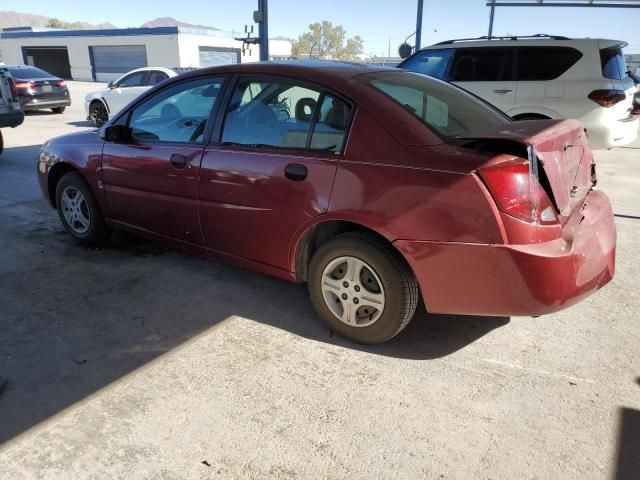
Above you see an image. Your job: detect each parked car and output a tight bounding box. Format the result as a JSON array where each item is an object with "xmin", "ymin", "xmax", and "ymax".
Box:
[
  {"xmin": 0, "ymin": 66, "xmax": 25, "ymax": 155},
  {"xmin": 37, "ymin": 62, "xmax": 616, "ymax": 344},
  {"xmin": 85, "ymin": 67, "xmax": 195, "ymax": 127},
  {"xmin": 398, "ymin": 35, "xmax": 638, "ymax": 149},
  {"xmin": 5, "ymin": 65, "xmax": 70, "ymax": 114}
]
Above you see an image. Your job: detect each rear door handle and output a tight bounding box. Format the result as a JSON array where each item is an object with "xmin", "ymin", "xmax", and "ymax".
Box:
[
  {"xmin": 170, "ymin": 154, "xmax": 187, "ymax": 169},
  {"xmin": 493, "ymin": 89, "xmax": 513, "ymax": 94},
  {"xmin": 284, "ymin": 163, "xmax": 308, "ymax": 181}
]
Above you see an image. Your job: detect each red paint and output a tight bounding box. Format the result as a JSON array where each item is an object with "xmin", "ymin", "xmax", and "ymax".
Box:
[{"xmin": 37, "ymin": 63, "xmax": 616, "ymax": 318}]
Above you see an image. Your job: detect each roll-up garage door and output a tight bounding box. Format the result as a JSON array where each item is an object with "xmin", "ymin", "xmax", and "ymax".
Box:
[
  {"xmin": 90, "ymin": 45, "xmax": 148, "ymax": 82},
  {"xmin": 198, "ymin": 47, "xmax": 241, "ymax": 67}
]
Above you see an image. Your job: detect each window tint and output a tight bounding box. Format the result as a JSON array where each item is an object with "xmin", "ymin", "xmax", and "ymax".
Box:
[
  {"xmin": 400, "ymin": 49, "xmax": 455, "ymax": 80},
  {"xmin": 451, "ymin": 48, "xmax": 513, "ymax": 82},
  {"xmin": 222, "ymin": 78, "xmax": 321, "ymax": 150},
  {"xmin": 146, "ymin": 71, "xmax": 169, "ymax": 86},
  {"xmin": 600, "ymin": 47, "xmax": 626, "ymax": 80},
  {"xmin": 362, "ymin": 71, "xmax": 508, "ymax": 139},
  {"xmin": 118, "ymin": 71, "xmax": 146, "ymax": 87},
  {"xmin": 309, "ymin": 94, "xmax": 350, "ymax": 152},
  {"xmin": 7, "ymin": 66, "xmax": 51, "ymax": 79},
  {"xmin": 516, "ymin": 47, "xmax": 582, "ymax": 81},
  {"xmin": 128, "ymin": 76, "xmax": 223, "ymax": 143}
]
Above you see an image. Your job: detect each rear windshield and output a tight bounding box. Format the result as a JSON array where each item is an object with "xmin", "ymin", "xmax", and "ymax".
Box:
[
  {"xmin": 7, "ymin": 66, "xmax": 52, "ymax": 79},
  {"xmin": 600, "ymin": 47, "xmax": 626, "ymax": 80},
  {"xmin": 359, "ymin": 70, "xmax": 509, "ymax": 139}
]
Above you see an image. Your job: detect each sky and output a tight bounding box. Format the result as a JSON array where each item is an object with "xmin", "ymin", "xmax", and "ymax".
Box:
[{"xmin": 9, "ymin": 0, "xmax": 640, "ymax": 54}]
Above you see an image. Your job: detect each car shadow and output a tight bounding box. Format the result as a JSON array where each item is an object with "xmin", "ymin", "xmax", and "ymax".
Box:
[
  {"xmin": 0, "ymin": 206, "xmax": 509, "ymax": 446},
  {"xmin": 67, "ymin": 120, "xmax": 93, "ymax": 128},
  {"xmin": 614, "ymin": 406, "xmax": 640, "ymax": 480}
]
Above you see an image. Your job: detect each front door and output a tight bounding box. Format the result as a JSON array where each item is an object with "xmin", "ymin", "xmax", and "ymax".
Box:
[
  {"xmin": 105, "ymin": 70, "xmax": 149, "ymax": 115},
  {"xmin": 199, "ymin": 76, "xmax": 352, "ymax": 270},
  {"xmin": 450, "ymin": 47, "xmax": 516, "ymax": 114},
  {"xmin": 101, "ymin": 75, "xmax": 226, "ymax": 243}
]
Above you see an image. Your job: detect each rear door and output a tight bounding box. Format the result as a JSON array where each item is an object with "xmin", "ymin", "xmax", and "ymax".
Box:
[
  {"xmin": 449, "ymin": 47, "xmax": 516, "ymax": 114},
  {"xmin": 198, "ymin": 75, "xmax": 351, "ymax": 270}
]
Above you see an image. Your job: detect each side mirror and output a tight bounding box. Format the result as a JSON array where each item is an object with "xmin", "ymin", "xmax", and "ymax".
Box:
[
  {"xmin": 108, "ymin": 81, "xmax": 116, "ymax": 89},
  {"xmin": 103, "ymin": 125, "xmax": 130, "ymax": 143}
]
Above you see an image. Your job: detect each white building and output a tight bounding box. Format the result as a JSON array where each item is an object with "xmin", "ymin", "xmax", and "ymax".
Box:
[{"xmin": 0, "ymin": 26, "xmax": 292, "ymax": 82}]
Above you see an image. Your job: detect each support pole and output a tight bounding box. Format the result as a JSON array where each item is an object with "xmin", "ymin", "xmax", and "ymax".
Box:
[
  {"xmin": 415, "ymin": 0, "xmax": 424, "ymax": 50},
  {"xmin": 257, "ymin": 0, "xmax": 269, "ymax": 61},
  {"xmin": 488, "ymin": 2, "xmax": 495, "ymax": 39}
]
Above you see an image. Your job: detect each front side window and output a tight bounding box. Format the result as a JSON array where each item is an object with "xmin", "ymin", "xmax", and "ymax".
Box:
[
  {"xmin": 451, "ymin": 47, "xmax": 513, "ymax": 82},
  {"xmin": 222, "ymin": 78, "xmax": 321, "ymax": 150},
  {"xmin": 128, "ymin": 76, "xmax": 224, "ymax": 143},
  {"xmin": 146, "ymin": 71, "xmax": 169, "ymax": 86},
  {"xmin": 516, "ymin": 47, "xmax": 582, "ymax": 81},
  {"xmin": 118, "ymin": 71, "xmax": 146, "ymax": 88},
  {"xmin": 600, "ymin": 47, "xmax": 626, "ymax": 80},
  {"xmin": 400, "ymin": 49, "xmax": 455, "ymax": 80},
  {"xmin": 361, "ymin": 71, "xmax": 508, "ymax": 139}
]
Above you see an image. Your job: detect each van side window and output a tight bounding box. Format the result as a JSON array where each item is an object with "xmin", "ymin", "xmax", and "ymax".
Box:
[
  {"xmin": 400, "ymin": 49, "xmax": 455, "ymax": 80},
  {"xmin": 451, "ymin": 48, "xmax": 513, "ymax": 82},
  {"xmin": 516, "ymin": 47, "xmax": 582, "ymax": 81}
]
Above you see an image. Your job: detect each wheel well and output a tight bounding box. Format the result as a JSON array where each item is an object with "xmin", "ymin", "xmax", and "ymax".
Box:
[
  {"xmin": 294, "ymin": 220, "xmax": 399, "ymax": 282},
  {"xmin": 512, "ymin": 113, "xmax": 551, "ymax": 121},
  {"xmin": 90, "ymin": 98, "xmax": 109, "ymax": 113},
  {"xmin": 47, "ymin": 163, "xmax": 79, "ymax": 208}
]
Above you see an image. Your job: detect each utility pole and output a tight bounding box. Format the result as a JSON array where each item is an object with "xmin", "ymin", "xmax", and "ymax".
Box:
[
  {"xmin": 415, "ymin": 0, "xmax": 424, "ymax": 50},
  {"xmin": 488, "ymin": 1, "xmax": 495, "ymax": 39},
  {"xmin": 253, "ymin": 0, "xmax": 269, "ymax": 61}
]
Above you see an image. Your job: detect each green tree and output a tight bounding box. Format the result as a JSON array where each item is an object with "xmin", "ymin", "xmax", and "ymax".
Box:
[
  {"xmin": 46, "ymin": 18, "xmax": 65, "ymax": 29},
  {"xmin": 292, "ymin": 21, "xmax": 363, "ymax": 60}
]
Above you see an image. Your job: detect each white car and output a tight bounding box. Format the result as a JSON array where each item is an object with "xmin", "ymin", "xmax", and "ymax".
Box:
[
  {"xmin": 84, "ymin": 67, "xmax": 192, "ymax": 127},
  {"xmin": 399, "ymin": 35, "xmax": 638, "ymax": 149}
]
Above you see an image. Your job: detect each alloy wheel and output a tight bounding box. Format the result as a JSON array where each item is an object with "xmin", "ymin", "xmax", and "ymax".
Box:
[{"xmin": 60, "ymin": 186, "xmax": 91, "ymax": 235}]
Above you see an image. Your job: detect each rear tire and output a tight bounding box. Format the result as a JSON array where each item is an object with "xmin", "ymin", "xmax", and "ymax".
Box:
[
  {"xmin": 55, "ymin": 172, "xmax": 111, "ymax": 245},
  {"xmin": 52, "ymin": 107, "xmax": 66, "ymax": 114},
  {"xmin": 308, "ymin": 232, "xmax": 419, "ymax": 344}
]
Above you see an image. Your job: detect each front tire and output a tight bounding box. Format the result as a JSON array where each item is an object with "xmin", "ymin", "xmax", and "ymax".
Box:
[
  {"xmin": 308, "ymin": 232, "xmax": 419, "ymax": 344},
  {"xmin": 52, "ymin": 107, "xmax": 66, "ymax": 114},
  {"xmin": 55, "ymin": 172, "xmax": 110, "ymax": 244},
  {"xmin": 89, "ymin": 101, "xmax": 108, "ymax": 127}
]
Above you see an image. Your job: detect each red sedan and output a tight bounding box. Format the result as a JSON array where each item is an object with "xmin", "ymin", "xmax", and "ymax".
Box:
[{"xmin": 37, "ymin": 62, "xmax": 616, "ymax": 344}]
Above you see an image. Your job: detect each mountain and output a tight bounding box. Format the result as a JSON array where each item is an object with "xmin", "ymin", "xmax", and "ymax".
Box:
[
  {"xmin": 0, "ymin": 10, "xmax": 115, "ymax": 30},
  {"xmin": 142, "ymin": 17, "xmax": 219, "ymax": 30}
]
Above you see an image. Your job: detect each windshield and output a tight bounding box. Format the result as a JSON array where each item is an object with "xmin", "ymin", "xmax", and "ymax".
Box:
[{"xmin": 359, "ymin": 70, "xmax": 509, "ymax": 139}]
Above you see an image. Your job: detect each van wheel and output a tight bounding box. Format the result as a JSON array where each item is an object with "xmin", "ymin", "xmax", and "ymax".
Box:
[
  {"xmin": 55, "ymin": 172, "xmax": 110, "ymax": 244},
  {"xmin": 89, "ymin": 101, "xmax": 108, "ymax": 127},
  {"xmin": 308, "ymin": 232, "xmax": 419, "ymax": 344}
]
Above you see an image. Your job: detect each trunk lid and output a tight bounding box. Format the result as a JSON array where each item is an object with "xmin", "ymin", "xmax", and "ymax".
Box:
[{"xmin": 459, "ymin": 119, "xmax": 595, "ymax": 221}]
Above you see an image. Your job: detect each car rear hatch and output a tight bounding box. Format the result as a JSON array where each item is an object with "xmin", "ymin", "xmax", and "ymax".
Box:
[
  {"xmin": 598, "ymin": 40, "xmax": 636, "ymax": 119},
  {"xmin": 460, "ymin": 119, "xmax": 595, "ymax": 225}
]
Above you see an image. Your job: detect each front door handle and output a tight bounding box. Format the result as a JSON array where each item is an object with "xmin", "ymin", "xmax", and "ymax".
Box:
[
  {"xmin": 493, "ymin": 89, "xmax": 513, "ymax": 94},
  {"xmin": 170, "ymin": 154, "xmax": 187, "ymax": 169},
  {"xmin": 284, "ymin": 163, "xmax": 308, "ymax": 181}
]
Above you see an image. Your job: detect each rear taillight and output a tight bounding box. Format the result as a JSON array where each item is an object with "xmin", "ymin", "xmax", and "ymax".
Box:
[
  {"xmin": 588, "ymin": 89, "xmax": 626, "ymax": 108},
  {"xmin": 479, "ymin": 161, "xmax": 558, "ymax": 225},
  {"xmin": 15, "ymin": 81, "xmax": 34, "ymax": 90},
  {"xmin": 8, "ymin": 77, "xmax": 19, "ymax": 101},
  {"xmin": 57, "ymin": 80, "xmax": 66, "ymax": 88}
]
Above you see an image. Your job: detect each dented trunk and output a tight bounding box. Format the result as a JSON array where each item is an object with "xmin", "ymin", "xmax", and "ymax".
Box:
[{"xmin": 460, "ymin": 119, "xmax": 596, "ymax": 224}]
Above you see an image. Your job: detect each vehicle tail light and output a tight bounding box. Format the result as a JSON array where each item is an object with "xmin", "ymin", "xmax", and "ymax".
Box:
[
  {"xmin": 632, "ymin": 106, "xmax": 640, "ymax": 115},
  {"xmin": 15, "ymin": 81, "xmax": 34, "ymax": 90},
  {"xmin": 57, "ymin": 80, "xmax": 66, "ymax": 88},
  {"xmin": 8, "ymin": 77, "xmax": 19, "ymax": 101},
  {"xmin": 587, "ymin": 89, "xmax": 626, "ymax": 108},
  {"xmin": 479, "ymin": 161, "xmax": 558, "ymax": 225}
]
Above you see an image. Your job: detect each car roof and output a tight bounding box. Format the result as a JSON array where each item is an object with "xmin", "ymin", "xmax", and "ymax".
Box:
[{"xmin": 419, "ymin": 36, "xmax": 627, "ymax": 50}]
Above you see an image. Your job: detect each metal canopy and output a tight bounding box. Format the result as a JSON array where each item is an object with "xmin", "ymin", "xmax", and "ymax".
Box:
[{"xmin": 486, "ymin": 0, "xmax": 640, "ymax": 38}]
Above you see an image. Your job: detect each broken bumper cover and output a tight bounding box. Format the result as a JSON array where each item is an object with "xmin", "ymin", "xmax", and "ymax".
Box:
[{"xmin": 395, "ymin": 190, "xmax": 616, "ymax": 317}]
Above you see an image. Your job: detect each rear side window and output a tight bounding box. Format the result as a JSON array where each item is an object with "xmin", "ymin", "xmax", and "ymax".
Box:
[
  {"xmin": 516, "ymin": 47, "xmax": 582, "ymax": 81},
  {"xmin": 362, "ymin": 71, "xmax": 508, "ymax": 139},
  {"xmin": 146, "ymin": 71, "xmax": 169, "ymax": 86},
  {"xmin": 400, "ymin": 49, "xmax": 455, "ymax": 80},
  {"xmin": 451, "ymin": 48, "xmax": 513, "ymax": 82},
  {"xmin": 600, "ymin": 47, "xmax": 626, "ymax": 80}
]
